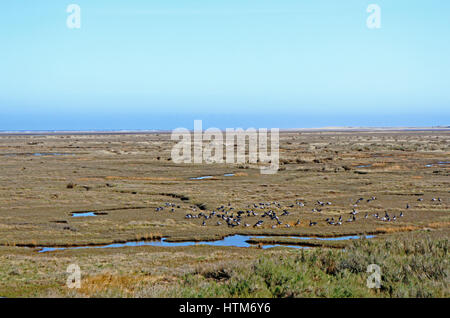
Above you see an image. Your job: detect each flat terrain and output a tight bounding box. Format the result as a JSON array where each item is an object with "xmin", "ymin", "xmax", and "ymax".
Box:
[{"xmin": 0, "ymin": 130, "xmax": 448, "ymax": 297}]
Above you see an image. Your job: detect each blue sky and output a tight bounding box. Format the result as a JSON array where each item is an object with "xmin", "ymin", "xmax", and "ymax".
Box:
[{"xmin": 0, "ymin": 0, "xmax": 449, "ymax": 130}]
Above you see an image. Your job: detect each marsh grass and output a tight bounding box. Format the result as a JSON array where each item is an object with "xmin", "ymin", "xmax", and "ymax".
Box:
[
  {"xmin": 0, "ymin": 131, "xmax": 448, "ymax": 297},
  {"xmin": 152, "ymin": 236, "xmax": 448, "ymax": 298}
]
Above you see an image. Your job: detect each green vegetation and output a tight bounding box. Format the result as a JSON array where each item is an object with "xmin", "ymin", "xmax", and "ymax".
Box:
[{"xmin": 160, "ymin": 236, "xmax": 448, "ymax": 298}]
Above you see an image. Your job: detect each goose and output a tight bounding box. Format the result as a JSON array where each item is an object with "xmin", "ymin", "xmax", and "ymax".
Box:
[
  {"xmin": 253, "ymin": 220, "xmax": 263, "ymax": 228},
  {"xmin": 309, "ymin": 220, "xmax": 317, "ymax": 226},
  {"xmin": 295, "ymin": 219, "xmax": 301, "ymax": 226}
]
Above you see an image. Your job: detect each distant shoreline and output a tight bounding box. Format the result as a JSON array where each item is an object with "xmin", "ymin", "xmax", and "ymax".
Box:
[{"xmin": 0, "ymin": 127, "xmax": 449, "ymax": 136}]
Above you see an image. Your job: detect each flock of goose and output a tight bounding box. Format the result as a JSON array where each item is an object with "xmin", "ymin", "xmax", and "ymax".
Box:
[{"xmin": 152, "ymin": 196, "xmax": 444, "ymax": 229}]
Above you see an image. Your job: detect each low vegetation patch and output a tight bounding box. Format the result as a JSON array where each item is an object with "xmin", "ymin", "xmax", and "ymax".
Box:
[{"xmin": 158, "ymin": 235, "xmax": 448, "ymax": 298}]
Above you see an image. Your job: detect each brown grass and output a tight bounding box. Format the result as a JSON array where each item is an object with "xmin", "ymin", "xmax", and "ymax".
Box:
[
  {"xmin": 427, "ymin": 221, "xmax": 450, "ymax": 229},
  {"xmin": 76, "ymin": 273, "xmax": 171, "ymax": 296},
  {"xmin": 375, "ymin": 225, "xmax": 419, "ymax": 233}
]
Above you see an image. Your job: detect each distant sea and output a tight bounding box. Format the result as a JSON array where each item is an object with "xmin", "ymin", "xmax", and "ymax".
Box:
[{"xmin": 0, "ymin": 113, "xmax": 448, "ymax": 131}]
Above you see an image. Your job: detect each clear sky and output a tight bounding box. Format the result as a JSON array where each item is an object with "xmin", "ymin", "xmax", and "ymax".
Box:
[{"xmin": 0, "ymin": 0, "xmax": 449, "ymax": 130}]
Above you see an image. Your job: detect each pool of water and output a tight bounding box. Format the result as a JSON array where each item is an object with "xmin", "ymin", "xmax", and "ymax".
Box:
[
  {"xmin": 37, "ymin": 234, "xmax": 374, "ymax": 253},
  {"xmin": 190, "ymin": 176, "xmax": 213, "ymax": 180},
  {"xmin": 356, "ymin": 164, "xmax": 372, "ymax": 168},
  {"xmin": 425, "ymin": 161, "xmax": 450, "ymax": 167},
  {"xmin": 33, "ymin": 153, "xmax": 74, "ymax": 156},
  {"xmin": 190, "ymin": 173, "xmax": 235, "ymax": 180},
  {"xmin": 2, "ymin": 153, "xmax": 74, "ymax": 157},
  {"xmin": 288, "ymin": 235, "xmax": 375, "ymax": 241},
  {"xmin": 71, "ymin": 212, "xmax": 97, "ymax": 217}
]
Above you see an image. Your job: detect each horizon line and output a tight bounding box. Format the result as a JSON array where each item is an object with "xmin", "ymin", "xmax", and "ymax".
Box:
[{"xmin": 1, "ymin": 126, "xmax": 449, "ymax": 135}]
